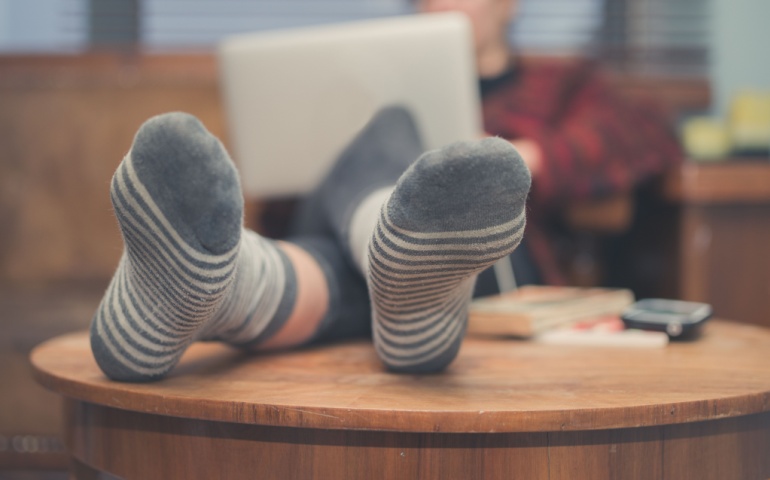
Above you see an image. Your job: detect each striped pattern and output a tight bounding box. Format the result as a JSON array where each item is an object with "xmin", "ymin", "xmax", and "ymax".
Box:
[
  {"xmin": 198, "ymin": 230, "xmax": 292, "ymax": 345},
  {"xmin": 90, "ymin": 153, "xmax": 290, "ymax": 381},
  {"xmin": 369, "ymin": 206, "xmax": 526, "ymax": 373}
]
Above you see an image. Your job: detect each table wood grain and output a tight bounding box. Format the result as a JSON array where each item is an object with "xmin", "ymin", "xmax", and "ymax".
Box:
[
  {"xmin": 30, "ymin": 321, "xmax": 770, "ymax": 479},
  {"xmin": 31, "ymin": 321, "xmax": 770, "ymax": 433}
]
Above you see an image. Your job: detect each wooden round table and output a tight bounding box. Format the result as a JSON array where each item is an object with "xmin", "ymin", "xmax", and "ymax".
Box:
[{"xmin": 31, "ymin": 320, "xmax": 770, "ymax": 479}]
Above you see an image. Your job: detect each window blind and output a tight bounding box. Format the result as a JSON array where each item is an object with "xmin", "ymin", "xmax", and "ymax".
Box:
[
  {"xmin": 142, "ymin": 0, "xmax": 409, "ymax": 49},
  {"xmin": 0, "ymin": 0, "xmax": 86, "ymax": 52},
  {"xmin": 0, "ymin": 0, "xmax": 710, "ymax": 77},
  {"xmin": 598, "ymin": 0, "xmax": 709, "ymax": 77},
  {"xmin": 138, "ymin": 0, "xmax": 710, "ymax": 76}
]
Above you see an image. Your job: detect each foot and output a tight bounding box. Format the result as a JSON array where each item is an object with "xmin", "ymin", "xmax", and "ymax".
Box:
[
  {"xmin": 91, "ymin": 113, "xmax": 309, "ymax": 381},
  {"xmin": 368, "ymin": 137, "xmax": 531, "ymax": 372}
]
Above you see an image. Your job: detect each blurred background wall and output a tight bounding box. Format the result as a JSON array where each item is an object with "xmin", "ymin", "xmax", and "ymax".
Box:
[
  {"xmin": 0, "ymin": 0, "xmax": 711, "ymax": 74},
  {"xmin": 10, "ymin": 0, "xmax": 768, "ymax": 99},
  {"xmin": 0, "ymin": 1, "xmax": 763, "ymax": 476},
  {"xmin": 710, "ymin": 0, "xmax": 770, "ymax": 116},
  {"xmin": 0, "ymin": 0, "xmax": 717, "ymax": 285}
]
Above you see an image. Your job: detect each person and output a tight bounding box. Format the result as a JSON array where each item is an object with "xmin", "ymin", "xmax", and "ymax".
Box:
[
  {"xmin": 91, "ymin": 1, "xmax": 683, "ymax": 381},
  {"xmin": 414, "ymin": 0, "xmax": 683, "ymax": 289},
  {"xmin": 90, "ymin": 108, "xmax": 531, "ymax": 381}
]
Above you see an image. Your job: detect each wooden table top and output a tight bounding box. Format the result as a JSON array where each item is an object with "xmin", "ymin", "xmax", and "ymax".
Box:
[{"xmin": 31, "ymin": 321, "xmax": 770, "ymax": 434}]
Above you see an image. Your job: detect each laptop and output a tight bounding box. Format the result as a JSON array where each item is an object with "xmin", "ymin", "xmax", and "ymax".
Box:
[{"xmin": 218, "ymin": 12, "xmax": 482, "ymax": 198}]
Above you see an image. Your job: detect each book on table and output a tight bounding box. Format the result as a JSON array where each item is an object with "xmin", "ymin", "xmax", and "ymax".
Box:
[{"xmin": 468, "ymin": 285, "xmax": 636, "ymax": 338}]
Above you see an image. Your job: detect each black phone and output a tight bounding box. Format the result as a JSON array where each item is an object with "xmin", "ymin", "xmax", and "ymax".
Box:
[{"xmin": 621, "ymin": 299, "xmax": 712, "ymax": 339}]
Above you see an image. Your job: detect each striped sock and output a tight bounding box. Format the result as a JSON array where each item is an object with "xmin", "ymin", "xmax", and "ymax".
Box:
[
  {"xmin": 368, "ymin": 137, "xmax": 531, "ymax": 372},
  {"xmin": 90, "ymin": 113, "xmax": 337, "ymax": 381}
]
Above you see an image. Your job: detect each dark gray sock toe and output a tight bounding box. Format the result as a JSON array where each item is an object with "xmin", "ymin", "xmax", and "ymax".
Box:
[
  {"xmin": 128, "ymin": 112, "xmax": 243, "ymax": 254},
  {"xmin": 387, "ymin": 137, "xmax": 531, "ymax": 233}
]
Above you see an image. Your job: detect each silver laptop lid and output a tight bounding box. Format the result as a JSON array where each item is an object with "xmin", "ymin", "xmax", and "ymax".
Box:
[{"xmin": 219, "ymin": 12, "xmax": 481, "ymax": 198}]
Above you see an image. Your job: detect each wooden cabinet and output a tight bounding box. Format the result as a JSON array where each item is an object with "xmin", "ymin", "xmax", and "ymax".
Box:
[{"xmin": 618, "ymin": 161, "xmax": 770, "ymax": 328}]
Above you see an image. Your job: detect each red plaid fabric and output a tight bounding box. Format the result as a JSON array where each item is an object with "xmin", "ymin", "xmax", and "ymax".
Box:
[{"xmin": 481, "ymin": 57, "xmax": 683, "ymax": 284}]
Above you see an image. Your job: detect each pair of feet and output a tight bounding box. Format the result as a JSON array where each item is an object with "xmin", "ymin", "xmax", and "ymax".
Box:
[{"xmin": 90, "ymin": 108, "xmax": 530, "ymax": 381}]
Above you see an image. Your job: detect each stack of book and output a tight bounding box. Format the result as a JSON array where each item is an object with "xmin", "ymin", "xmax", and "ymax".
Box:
[{"xmin": 469, "ymin": 286, "xmax": 669, "ymax": 348}]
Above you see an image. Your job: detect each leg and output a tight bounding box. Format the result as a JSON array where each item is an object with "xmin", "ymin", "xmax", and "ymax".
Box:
[
  {"xmin": 310, "ymin": 106, "xmax": 531, "ymax": 372},
  {"xmin": 367, "ymin": 139, "xmax": 530, "ymax": 372},
  {"xmin": 290, "ymin": 105, "xmax": 425, "ymax": 263},
  {"xmin": 90, "ymin": 112, "xmax": 368, "ymax": 382}
]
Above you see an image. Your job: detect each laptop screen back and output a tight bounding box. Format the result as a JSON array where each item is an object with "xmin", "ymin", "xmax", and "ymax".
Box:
[{"xmin": 218, "ymin": 12, "xmax": 481, "ymax": 198}]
